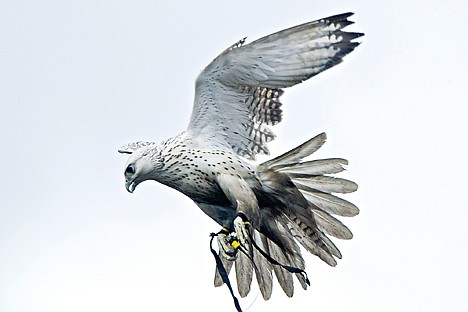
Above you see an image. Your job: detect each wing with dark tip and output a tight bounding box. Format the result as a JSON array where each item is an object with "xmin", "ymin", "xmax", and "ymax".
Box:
[{"xmin": 187, "ymin": 13, "xmax": 363, "ymax": 159}]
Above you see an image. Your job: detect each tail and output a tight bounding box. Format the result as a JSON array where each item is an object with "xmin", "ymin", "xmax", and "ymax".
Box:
[{"xmin": 214, "ymin": 132, "xmax": 359, "ymax": 300}]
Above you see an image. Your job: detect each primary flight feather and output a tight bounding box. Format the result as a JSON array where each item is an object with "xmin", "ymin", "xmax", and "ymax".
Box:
[{"xmin": 119, "ymin": 12, "xmax": 363, "ymax": 301}]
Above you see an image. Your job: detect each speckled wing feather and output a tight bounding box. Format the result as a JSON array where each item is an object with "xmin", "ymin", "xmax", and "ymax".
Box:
[{"xmin": 187, "ymin": 13, "xmax": 363, "ymax": 159}]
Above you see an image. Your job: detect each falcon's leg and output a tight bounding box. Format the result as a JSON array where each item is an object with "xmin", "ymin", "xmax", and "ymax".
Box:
[
  {"xmin": 217, "ymin": 173, "xmax": 260, "ymax": 248},
  {"xmin": 217, "ymin": 228, "xmax": 239, "ymax": 261},
  {"xmin": 233, "ymin": 211, "xmax": 251, "ymax": 247}
]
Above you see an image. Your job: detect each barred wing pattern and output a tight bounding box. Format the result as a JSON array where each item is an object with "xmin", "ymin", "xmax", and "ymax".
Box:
[{"xmin": 187, "ymin": 13, "xmax": 363, "ymax": 159}]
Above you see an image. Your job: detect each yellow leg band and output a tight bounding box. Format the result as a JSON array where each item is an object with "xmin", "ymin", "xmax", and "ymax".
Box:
[{"xmin": 231, "ymin": 240, "xmax": 240, "ymax": 249}]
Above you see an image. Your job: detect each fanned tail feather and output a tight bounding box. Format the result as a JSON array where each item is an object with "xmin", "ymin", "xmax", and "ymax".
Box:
[
  {"xmin": 268, "ymin": 239, "xmax": 295, "ymax": 297},
  {"xmin": 235, "ymin": 247, "xmax": 253, "ymax": 297},
  {"xmin": 251, "ymin": 232, "xmax": 273, "ymax": 300},
  {"xmin": 299, "ymin": 186, "xmax": 359, "ymax": 217},
  {"xmin": 214, "ymin": 255, "xmax": 234, "ymax": 287},
  {"xmin": 287, "ymin": 214, "xmax": 337, "ymax": 266},
  {"xmin": 255, "ymin": 132, "xmax": 358, "ymax": 296},
  {"xmin": 213, "ymin": 132, "xmax": 358, "ymax": 300},
  {"xmin": 312, "ymin": 208, "xmax": 353, "ymax": 239},
  {"xmin": 260, "ymin": 132, "xmax": 327, "ymax": 168},
  {"xmin": 214, "ymin": 228, "xmax": 304, "ymax": 299},
  {"xmin": 272, "ymin": 158, "xmax": 348, "ymax": 175}
]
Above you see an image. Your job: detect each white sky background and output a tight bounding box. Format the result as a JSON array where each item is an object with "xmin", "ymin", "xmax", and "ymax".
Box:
[{"xmin": 1, "ymin": 0, "xmax": 467, "ymax": 311}]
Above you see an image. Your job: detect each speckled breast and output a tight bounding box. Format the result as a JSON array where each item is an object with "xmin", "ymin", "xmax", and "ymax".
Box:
[{"xmin": 158, "ymin": 147, "xmax": 256, "ymax": 205}]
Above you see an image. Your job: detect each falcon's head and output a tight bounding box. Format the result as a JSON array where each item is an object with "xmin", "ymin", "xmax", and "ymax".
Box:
[{"xmin": 118, "ymin": 142, "xmax": 163, "ymax": 193}]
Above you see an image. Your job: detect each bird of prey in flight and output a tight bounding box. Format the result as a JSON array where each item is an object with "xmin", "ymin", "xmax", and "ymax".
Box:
[{"xmin": 119, "ymin": 12, "xmax": 363, "ymax": 303}]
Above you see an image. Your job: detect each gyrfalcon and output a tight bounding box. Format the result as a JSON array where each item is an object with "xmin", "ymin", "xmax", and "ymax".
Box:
[{"xmin": 119, "ymin": 12, "xmax": 363, "ymax": 303}]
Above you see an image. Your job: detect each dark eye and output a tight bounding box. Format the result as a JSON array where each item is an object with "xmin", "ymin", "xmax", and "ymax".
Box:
[{"xmin": 125, "ymin": 164, "xmax": 135, "ymax": 174}]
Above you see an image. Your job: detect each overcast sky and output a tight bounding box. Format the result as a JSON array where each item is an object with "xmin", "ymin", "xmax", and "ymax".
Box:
[{"xmin": 1, "ymin": 1, "xmax": 467, "ymax": 311}]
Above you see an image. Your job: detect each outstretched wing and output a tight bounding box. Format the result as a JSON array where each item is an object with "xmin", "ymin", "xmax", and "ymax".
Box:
[{"xmin": 186, "ymin": 13, "xmax": 363, "ymax": 159}]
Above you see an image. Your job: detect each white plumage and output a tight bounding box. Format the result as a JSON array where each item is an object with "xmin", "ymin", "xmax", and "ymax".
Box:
[{"xmin": 119, "ymin": 12, "xmax": 363, "ymax": 303}]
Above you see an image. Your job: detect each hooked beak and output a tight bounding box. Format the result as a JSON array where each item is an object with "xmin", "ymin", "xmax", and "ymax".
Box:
[{"xmin": 125, "ymin": 180, "xmax": 136, "ymax": 193}]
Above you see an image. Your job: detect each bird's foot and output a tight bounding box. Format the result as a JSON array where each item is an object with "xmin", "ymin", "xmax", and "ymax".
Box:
[
  {"xmin": 233, "ymin": 212, "xmax": 250, "ymax": 247},
  {"xmin": 216, "ymin": 228, "xmax": 240, "ymax": 261},
  {"xmin": 216, "ymin": 213, "xmax": 250, "ymax": 260}
]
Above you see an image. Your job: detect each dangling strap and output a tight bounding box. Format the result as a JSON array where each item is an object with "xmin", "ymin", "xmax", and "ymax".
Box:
[
  {"xmin": 248, "ymin": 233, "xmax": 310, "ymax": 286},
  {"xmin": 209, "ymin": 232, "xmax": 243, "ymax": 312},
  {"xmin": 237, "ymin": 212, "xmax": 310, "ymax": 285},
  {"xmin": 208, "ymin": 218, "xmax": 310, "ymax": 312}
]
